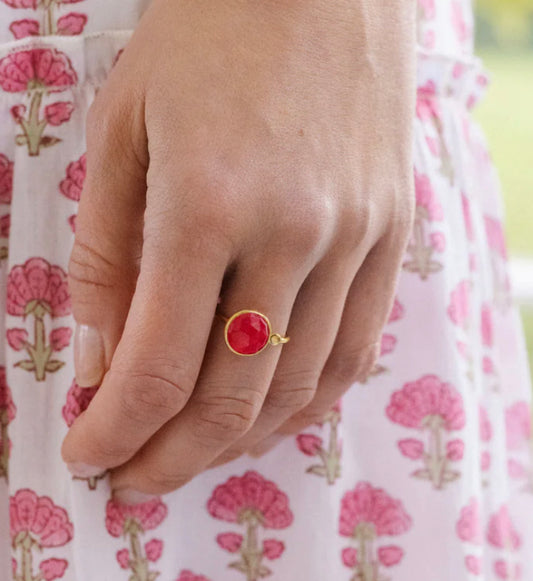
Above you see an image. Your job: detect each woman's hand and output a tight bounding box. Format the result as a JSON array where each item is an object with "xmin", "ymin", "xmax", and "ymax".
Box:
[{"xmin": 61, "ymin": 0, "xmax": 416, "ymax": 500}]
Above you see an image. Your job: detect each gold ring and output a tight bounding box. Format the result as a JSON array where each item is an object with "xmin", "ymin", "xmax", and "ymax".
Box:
[{"xmin": 216, "ymin": 309, "xmax": 290, "ymax": 356}]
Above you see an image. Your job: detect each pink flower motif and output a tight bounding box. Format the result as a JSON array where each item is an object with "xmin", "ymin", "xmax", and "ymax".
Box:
[
  {"xmin": 208, "ymin": 471, "xmax": 293, "ymax": 529},
  {"xmin": 0, "ymin": 213, "xmax": 10, "ymax": 237},
  {"xmin": 481, "ymin": 451, "xmax": 491, "ymax": 471},
  {"xmin": 465, "ymin": 555, "xmax": 481, "ymax": 575},
  {"xmin": 339, "ymin": 482, "xmax": 412, "ymax": 537},
  {"xmin": 262, "ymin": 539, "xmax": 284, "ymax": 560},
  {"xmin": 0, "ymin": 48, "xmax": 78, "ymax": 93},
  {"xmin": 0, "ymin": 367, "xmax": 16, "ymax": 423},
  {"xmin": 462, "ymin": 193, "xmax": 474, "ymax": 241},
  {"xmin": 398, "ymin": 439, "xmax": 424, "ymax": 460},
  {"xmin": 116, "ymin": 548, "xmax": 130, "ymax": 569},
  {"xmin": 483, "ymin": 357, "xmax": 495, "ymax": 375},
  {"xmin": 380, "ymin": 334, "xmax": 396, "ymax": 356},
  {"xmin": 216, "ymin": 532, "xmax": 243, "ymax": 553},
  {"xmin": 426, "ymin": 136, "xmax": 440, "ymax": 156},
  {"xmin": 49, "ymin": 327, "xmax": 72, "ymax": 351},
  {"xmin": 44, "ymin": 102, "xmax": 74, "ymax": 126},
  {"xmin": 508, "ymin": 459, "xmax": 526, "ymax": 479},
  {"xmin": 484, "ymin": 216, "xmax": 508, "ymax": 260},
  {"xmin": 456, "ymin": 498, "xmax": 481, "ymax": 544},
  {"xmin": 377, "ymin": 545, "xmax": 404, "ymax": 567},
  {"xmin": 105, "ymin": 497, "xmax": 168, "ymax": 537},
  {"xmin": 39, "ymin": 558, "xmax": 68, "ymax": 581},
  {"xmin": 386, "ymin": 374, "xmax": 465, "ymax": 430},
  {"xmin": 10, "ymin": 19, "xmax": 40, "ymax": 39},
  {"xmin": 416, "ymin": 81, "xmax": 439, "ymax": 121},
  {"xmin": 0, "ymin": 153, "xmax": 13, "ymax": 204},
  {"xmin": 57, "ymin": 13, "xmax": 87, "ymax": 35},
  {"xmin": 481, "ymin": 305, "xmax": 493, "ymax": 347},
  {"xmin": 10, "ymin": 489, "xmax": 73, "ymax": 548},
  {"xmin": 60, "ymin": 154, "xmax": 86, "ymax": 202},
  {"xmin": 296, "ymin": 433, "xmax": 322, "ymax": 456},
  {"xmin": 452, "ymin": 0, "xmax": 469, "ymax": 43},
  {"xmin": 494, "ymin": 560, "xmax": 508, "ymax": 579},
  {"xmin": 62, "ymin": 380, "xmax": 98, "ymax": 427},
  {"xmin": 176, "ymin": 571, "xmax": 211, "ymax": 581},
  {"xmin": 446, "ymin": 439, "xmax": 464, "ymax": 461},
  {"xmin": 479, "ymin": 406, "xmax": 492, "ymax": 442},
  {"xmin": 387, "ymin": 298, "xmax": 404, "ymax": 323},
  {"xmin": 7, "ymin": 258, "xmax": 71, "ymax": 317},
  {"xmin": 415, "ymin": 170, "xmax": 443, "ymax": 221},
  {"xmin": 1, "ymin": 0, "xmax": 37, "ymax": 7},
  {"xmin": 341, "ymin": 547, "xmax": 358, "ymax": 568},
  {"xmin": 11, "ymin": 104, "xmax": 26, "ymax": 122},
  {"xmin": 145, "ymin": 538, "xmax": 163, "ymax": 562},
  {"xmin": 6, "ymin": 328, "xmax": 29, "ymax": 351},
  {"xmin": 430, "ymin": 231, "xmax": 446, "ymax": 252},
  {"xmin": 456, "ymin": 341, "xmax": 469, "ymax": 359},
  {"xmin": 506, "ymin": 402, "xmax": 531, "ymax": 449},
  {"xmin": 447, "ymin": 280, "xmax": 471, "ymax": 329},
  {"xmin": 487, "ymin": 506, "xmax": 522, "ymax": 551},
  {"xmin": 453, "ymin": 63, "xmax": 465, "ymax": 79}
]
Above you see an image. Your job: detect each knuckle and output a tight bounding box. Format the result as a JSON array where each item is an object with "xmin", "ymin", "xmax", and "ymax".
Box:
[
  {"xmin": 140, "ymin": 462, "xmax": 190, "ymax": 494},
  {"xmin": 324, "ymin": 341, "xmax": 381, "ymax": 385},
  {"xmin": 192, "ymin": 387, "xmax": 264, "ymax": 444},
  {"xmin": 266, "ymin": 370, "xmax": 319, "ymax": 412},
  {"xmin": 111, "ymin": 362, "xmax": 192, "ymax": 425},
  {"xmin": 68, "ymin": 240, "xmax": 116, "ymax": 295}
]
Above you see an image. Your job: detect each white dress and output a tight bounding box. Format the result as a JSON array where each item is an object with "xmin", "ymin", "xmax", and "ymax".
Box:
[{"xmin": 0, "ymin": 1, "xmax": 532, "ymax": 580}]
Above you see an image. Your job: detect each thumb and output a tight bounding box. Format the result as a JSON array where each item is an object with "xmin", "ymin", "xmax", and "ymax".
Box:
[{"xmin": 69, "ymin": 87, "xmax": 147, "ymax": 387}]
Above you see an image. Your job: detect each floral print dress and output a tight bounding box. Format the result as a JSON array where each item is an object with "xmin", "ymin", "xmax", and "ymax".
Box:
[{"xmin": 0, "ymin": 1, "xmax": 532, "ymax": 580}]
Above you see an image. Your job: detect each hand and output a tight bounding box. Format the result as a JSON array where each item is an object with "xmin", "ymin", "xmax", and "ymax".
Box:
[{"xmin": 61, "ymin": 0, "xmax": 416, "ymax": 500}]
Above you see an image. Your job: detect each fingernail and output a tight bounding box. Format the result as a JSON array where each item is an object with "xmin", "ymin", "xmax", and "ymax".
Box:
[
  {"xmin": 248, "ymin": 434, "xmax": 286, "ymax": 458},
  {"xmin": 113, "ymin": 488, "xmax": 158, "ymax": 505},
  {"xmin": 67, "ymin": 461, "xmax": 105, "ymax": 478},
  {"xmin": 74, "ymin": 323, "xmax": 105, "ymax": 387}
]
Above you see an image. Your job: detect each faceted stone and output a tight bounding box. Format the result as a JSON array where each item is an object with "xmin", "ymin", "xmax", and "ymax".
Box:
[{"xmin": 226, "ymin": 311, "xmax": 270, "ymax": 355}]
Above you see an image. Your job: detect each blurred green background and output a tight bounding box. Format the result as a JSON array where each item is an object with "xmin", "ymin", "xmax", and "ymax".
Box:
[{"xmin": 474, "ymin": 0, "xmax": 533, "ymax": 373}]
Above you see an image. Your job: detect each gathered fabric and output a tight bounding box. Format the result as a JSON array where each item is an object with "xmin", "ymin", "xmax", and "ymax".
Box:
[{"xmin": 0, "ymin": 1, "xmax": 532, "ymax": 580}]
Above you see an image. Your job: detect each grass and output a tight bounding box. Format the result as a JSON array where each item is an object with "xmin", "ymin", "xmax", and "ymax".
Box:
[{"xmin": 474, "ymin": 49, "xmax": 533, "ymax": 372}]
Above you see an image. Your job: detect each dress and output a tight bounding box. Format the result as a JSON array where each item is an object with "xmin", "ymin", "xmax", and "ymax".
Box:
[{"xmin": 0, "ymin": 1, "xmax": 532, "ymax": 580}]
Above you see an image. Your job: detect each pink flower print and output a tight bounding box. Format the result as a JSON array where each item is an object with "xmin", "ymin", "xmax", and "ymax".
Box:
[
  {"xmin": 0, "ymin": 367, "xmax": 16, "ymax": 480},
  {"xmin": 49, "ymin": 326, "xmax": 71, "ymax": 351},
  {"xmin": 494, "ymin": 560, "xmax": 522, "ymax": 580},
  {"xmin": 339, "ymin": 482, "xmax": 411, "ymax": 580},
  {"xmin": 452, "ymin": 0, "xmax": 470, "ymax": 44},
  {"xmin": 456, "ymin": 498, "xmax": 482, "ymax": 544},
  {"xmin": 57, "ymin": 12, "xmax": 87, "ymax": 35},
  {"xmin": 7, "ymin": 258, "xmax": 70, "ymax": 381},
  {"xmin": 416, "ymin": 82, "xmax": 439, "ymax": 122},
  {"xmin": 378, "ymin": 545, "xmax": 404, "ymax": 567},
  {"xmin": 2, "ymin": 0, "xmax": 88, "ymax": 37},
  {"xmin": 62, "ymin": 379, "xmax": 97, "ymax": 427},
  {"xmin": 487, "ymin": 506, "xmax": 522, "ymax": 551},
  {"xmin": 176, "ymin": 571, "xmax": 211, "ymax": 581},
  {"xmin": 465, "ymin": 555, "xmax": 482, "ymax": 575},
  {"xmin": 60, "ymin": 153, "xmax": 86, "ymax": 202},
  {"xmin": 372, "ymin": 298, "xmax": 404, "ymax": 376},
  {"xmin": 10, "ymin": 19, "xmax": 40, "ymax": 40},
  {"xmin": 403, "ymin": 170, "xmax": 444, "ymax": 279},
  {"xmin": 447, "ymin": 280, "xmax": 471, "ymax": 329},
  {"xmin": 44, "ymin": 101, "xmax": 74, "ymax": 126},
  {"xmin": 417, "ymin": 0, "xmax": 435, "ymax": 20},
  {"xmin": 380, "ymin": 334, "xmax": 396, "ymax": 356},
  {"xmin": 116, "ymin": 548, "xmax": 130, "ymax": 569},
  {"xmin": 485, "ymin": 216, "xmax": 508, "ymax": 260},
  {"xmin": 446, "ymin": 439, "xmax": 464, "ymax": 461},
  {"xmin": 144, "ymin": 539, "xmax": 163, "ymax": 562},
  {"xmin": 217, "ymin": 532, "xmax": 243, "ymax": 553},
  {"xmin": 506, "ymin": 402, "xmax": 531, "ymax": 450},
  {"xmin": 106, "ymin": 496, "xmax": 167, "ymax": 581},
  {"xmin": 342, "ymin": 547, "xmax": 358, "ymax": 568},
  {"xmin": 10, "ymin": 489, "xmax": 73, "ymax": 581},
  {"xmin": 0, "ymin": 49, "xmax": 78, "ymax": 155},
  {"xmin": 481, "ymin": 305, "xmax": 493, "ymax": 347},
  {"xmin": 480, "ymin": 405, "xmax": 492, "ymax": 441},
  {"xmin": 398, "ymin": 439, "xmax": 424, "ymax": 460},
  {"xmin": 386, "ymin": 374, "xmax": 465, "ymax": 488},
  {"xmin": 0, "ymin": 214, "xmax": 10, "ymax": 239},
  {"xmin": 208, "ymin": 471, "xmax": 293, "ymax": 580},
  {"xmin": 296, "ymin": 401, "xmax": 342, "ymax": 484},
  {"xmin": 0, "ymin": 153, "xmax": 13, "ymax": 204},
  {"xmin": 387, "ymin": 298, "xmax": 404, "ymax": 323},
  {"xmin": 39, "ymin": 558, "xmax": 68, "ymax": 581},
  {"xmin": 7, "ymin": 328, "xmax": 29, "ymax": 351},
  {"xmin": 262, "ymin": 539, "xmax": 284, "ymax": 560}
]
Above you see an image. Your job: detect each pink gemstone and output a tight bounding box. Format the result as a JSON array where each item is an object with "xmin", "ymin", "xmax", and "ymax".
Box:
[{"xmin": 226, "ymin": 312, "xmax": 270, "ymax": 355}]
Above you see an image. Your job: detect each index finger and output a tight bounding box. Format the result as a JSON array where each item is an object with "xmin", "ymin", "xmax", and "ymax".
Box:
[{"xmin": 61, "ymin": 204, "xmax": 231, "ymax": 473}]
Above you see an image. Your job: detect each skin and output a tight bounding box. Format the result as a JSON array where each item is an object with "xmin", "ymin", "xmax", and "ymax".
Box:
[{"xmin": 61, "ymin": 0, "xmax": 417, "ymax": 500}]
